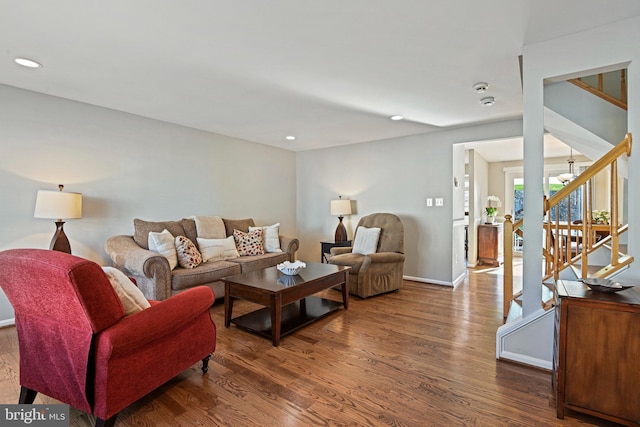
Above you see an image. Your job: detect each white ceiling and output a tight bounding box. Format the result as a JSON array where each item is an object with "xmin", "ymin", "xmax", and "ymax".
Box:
[
  {"xmin": 463, "ymin": 134, "xmax": 579, "ymax": 163},
  {"xmin": 2, "ymin": 1, "xmax": 639, "ymax": 153}
]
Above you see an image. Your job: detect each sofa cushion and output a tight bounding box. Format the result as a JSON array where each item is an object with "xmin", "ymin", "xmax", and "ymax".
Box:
[
  {"xmin": 175, "ymin": 236, "xmax": 203, "ymax": 269},
  {"xmin": 134, "ymin": 218, "xmax": 188, "ymax": 250},
  {"xmin": 192, "ymin": 215, "xmax": 226, "ymax": 239},
  {"xmin": 223, "ymin": 218, "xmax": 255, "ymax": 237},
  {"xmin": 181, "ymin": 218, "xmax": 198, "ymax": 245},
  {"xmin": 233, "ymin": 229, "xmax": 265, "ymax": 256},
  {"xmin": 197, "ymin": 235, "xmax": 239, "ymax": 261},
  {"xmin": 171, "ymin": 260, "xmax": 241, "ymax": 291},
  {"xmin": 249, "ymin": 223, "xmax": 283, "ymax": 253},
  {"xmin": 231, "ymin": 252, "xmax": 289, "ymax": 273}
]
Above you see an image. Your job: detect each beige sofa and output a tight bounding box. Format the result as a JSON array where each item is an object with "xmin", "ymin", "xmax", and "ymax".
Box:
[{"xmin": 105, "ymin": 217, "xmax": 298, "ymax": 301}]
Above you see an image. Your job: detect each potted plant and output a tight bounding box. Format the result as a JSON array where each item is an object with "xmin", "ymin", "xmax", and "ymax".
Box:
[
  {"xmin": 485, "ymin": 195, "xmax": 501, "ymax": 224},
  {"xmin": 592, "ymin": 209, "xmax": 610, "ymax": 225}
]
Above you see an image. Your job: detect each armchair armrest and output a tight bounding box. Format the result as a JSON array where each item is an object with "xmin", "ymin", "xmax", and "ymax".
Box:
[
  {"xmin": 104, "ymin": 235, "xmax": 172, "ymax": 300},
  {"xmin": 367, "ymin": 252, "xmax": 405, "ymax": 263},
  {"xmin": 279, "ymin": 235, "xmax": 299, "ymax": 262},
  {"xmin": 354, "ymin": 252, "xmax": 405, "ymax": 274},
  {"xmin": 97, "ymin": 286, "xmax": 215, "ymax": 358},
  {"xmin": 330, "ymin": 247, "xmax": 353, "ymax": 256}
]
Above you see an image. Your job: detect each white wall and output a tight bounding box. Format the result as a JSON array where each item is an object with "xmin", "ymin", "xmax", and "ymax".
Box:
[
  {"xmin": 0, "ymin": 84, "xmax": 297, "ymax": 324},
  {"xmin": 466, "ymin": 149, "xmax": 489, "ymax": 268},
  {"xmin": 451, "ymin": 143, "xmax": 466, "ymax": 284},
  {"xmin": 296, "ymin": 119, "xmax": 523, "ymax": 284},
  {"xmin": 545, "ymin": 81, "xmax": 628, "ymax": 144}
]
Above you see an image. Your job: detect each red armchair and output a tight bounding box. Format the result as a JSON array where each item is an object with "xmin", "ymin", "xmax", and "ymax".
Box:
[{"xmin": 0, "ymin": 249, "xmax": 216, "ymax": 427}]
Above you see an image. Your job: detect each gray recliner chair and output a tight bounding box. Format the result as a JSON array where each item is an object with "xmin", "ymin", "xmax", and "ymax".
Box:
[{"xmin": 329, "ymin": 213, "xmax": 404, "ymax": 298}]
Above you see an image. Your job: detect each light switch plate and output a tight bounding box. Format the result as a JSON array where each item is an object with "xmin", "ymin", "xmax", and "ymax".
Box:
[
  {"xmin": 435, "ymin": 198, "xmax": 444, "ymax": 207},
  {"xmin": 426, "ymin": 198, "xmax": 433, "ymax": 207}
]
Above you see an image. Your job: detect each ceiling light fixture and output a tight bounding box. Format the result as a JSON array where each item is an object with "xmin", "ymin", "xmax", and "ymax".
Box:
[
  {"xmin": 390, "ymin": 115, "xmax": 404, "ymax": 121},
  {"xmin": 14, "ymin": 57, "xmax": 42, "ymax": 68},
  {"xmin": 285, "ymin": 135, "xmax": 296, "ymax": 141},
  {"xmin": 557, "ymin": 148, "xmax": 576, "ymax": 185},
  {"xmin": 480, "ymin": 96, "xmax": 495, "ymax": 106},
  {"xmin": 473, "ymin": 82, "xmax": 489, "ymax": 93}
]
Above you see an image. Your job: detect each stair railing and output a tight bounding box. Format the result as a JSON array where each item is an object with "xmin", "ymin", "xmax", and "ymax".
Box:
[
  {"xmin": 568, "ymin": 69, "xmax": 627, "ymax": 110},
  {"xmin": 502, "ymin": 133, "xmax": 633, "ymax": 318}
]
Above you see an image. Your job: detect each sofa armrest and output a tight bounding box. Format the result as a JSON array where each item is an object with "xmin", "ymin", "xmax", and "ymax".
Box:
[
  {"xmin": 279, "ymin": 235, "xmax": 299, "ymax": 262},
  {"xmin": 330, "ymin": 247, "xmax": 353, "ymax": 256},
  {"xmin": 104, "ymin": 235, "xmax": 172, "ymax": 300}
]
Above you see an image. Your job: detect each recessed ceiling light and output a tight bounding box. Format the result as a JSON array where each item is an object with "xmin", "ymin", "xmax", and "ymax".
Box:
[
  {"xmin": 14, "ymin": 57, "xmax": 42, "ymax": 68},
  {"xmin": 390, "ymin": 115, "xmax": 404, "ymax": 121},
  {"xmin": 285, "ymin": 135, "xmax": 296, "ymax": 141},
  {"xmin": 480, "ymin": 96, "xmax": 496, "ymax": 106},
  {"xmin": 473, "ymin": 82, "xmax": 489, "ymax": 93}
]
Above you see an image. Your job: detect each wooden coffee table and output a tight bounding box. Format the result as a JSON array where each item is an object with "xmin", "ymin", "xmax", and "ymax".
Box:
[{"xmin": 223, "ymin": 262, "xmax": 349, "ymax": 346}]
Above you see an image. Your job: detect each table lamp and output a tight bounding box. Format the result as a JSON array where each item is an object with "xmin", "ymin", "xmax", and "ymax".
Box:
[
  {"xmin": 330, "ymin": 196, "xmax": 352, "ymax": 242},
  {"xmin": 34, "ymin": 184, "xmax": 83, "ymax": 254}
]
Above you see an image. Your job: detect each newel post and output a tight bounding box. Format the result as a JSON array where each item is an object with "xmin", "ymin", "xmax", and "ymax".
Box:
[{"xmin": 503, "ymin": 214, "xmax": 514, "ymax": 319}]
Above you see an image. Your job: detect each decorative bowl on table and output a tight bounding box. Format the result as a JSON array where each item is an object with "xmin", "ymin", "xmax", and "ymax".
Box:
[
  {"xmin": 277, "ymin": 261, "xmax": 306, "ymax": 276},
  {"xmin": 579, "ymin": 278, "xmax": 633, "ymax": 293}
]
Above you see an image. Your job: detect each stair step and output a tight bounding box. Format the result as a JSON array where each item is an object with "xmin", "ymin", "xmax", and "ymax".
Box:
[
  {"xmin": 569, "ymin": 264, "xmax": 605, "ymax": 277},
  {"xmin": 592, "ymin": 254, "xmax": 634, "ymax": 278}
]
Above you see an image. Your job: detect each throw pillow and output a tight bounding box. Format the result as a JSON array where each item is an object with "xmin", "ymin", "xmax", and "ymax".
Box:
[
  {"xmin": 175, "ymin": 235, "xmax": 203, "ymax": 269},
  {"xmin": 352, "ymin": 226, "xmax": 381, "ymax": 255},
  {"xmin": 197, "ymin": 235, "xmax": 240, "ymax": 261},
  {"xmin": 233, "ymin": 228, "xmax": 265, "ymax": 256},
  {"xmin": 102, "ymin": 267, "xmax": 151, "ymax": 316},
  {"xmin": 191, "ymin": 215, "xmax": 226, "ymax": 239},
  {"xmin": 249, "ymin": 223, "xmax": 282, "ymax": 253},
  {"xmin": 148, "ymin": 229, "xmax": 178, "ymax": 270}
]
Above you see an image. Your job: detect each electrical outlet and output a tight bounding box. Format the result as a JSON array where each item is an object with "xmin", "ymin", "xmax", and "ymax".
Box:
[
  {"xmin": 435, "ymin": 198, "xmax": 444, "ymax": 207},
  {"xmin": 426, "ymin": 198, "xmax": 433, "ymax": 207}
]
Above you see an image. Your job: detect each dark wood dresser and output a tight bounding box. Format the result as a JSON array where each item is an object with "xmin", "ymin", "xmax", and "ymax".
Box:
[
  {"xmin": 477, "ymin": 223, "xmax": 503, "ymax": 266},
  {"xmin": 554, "ymin": 280, "xmax": 640, "ymax": 426}
]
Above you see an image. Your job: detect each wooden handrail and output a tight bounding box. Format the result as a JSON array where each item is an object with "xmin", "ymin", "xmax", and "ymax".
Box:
[
  {"xmin": 544, "ymin": 134, "xmax": 632, "ymax": 212},
  {"xmin": 568, "ymin": 70, "xmax": 627, "ymax": 111},
  {"xmin": 502, "ymin": 134, "xmax": 633, "ymax": 319}
]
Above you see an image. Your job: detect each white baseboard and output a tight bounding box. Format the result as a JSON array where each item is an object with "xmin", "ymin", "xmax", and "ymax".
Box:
[
  {"xmin": 0, "ymin": 318, "xmax": 15, "ymax": 328},
  {"xmin": 499, "ymin": 350, "xmax": 552, "ymax": 371},
  {"xmin": 403, "ymin": 275, "xmax": 454, "ymax": 287}
]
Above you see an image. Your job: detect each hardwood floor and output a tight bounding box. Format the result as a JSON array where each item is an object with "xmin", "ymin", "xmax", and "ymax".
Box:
[{"xmin": 0, "ymin": 267, "xmax": 619, "ymax": 426}]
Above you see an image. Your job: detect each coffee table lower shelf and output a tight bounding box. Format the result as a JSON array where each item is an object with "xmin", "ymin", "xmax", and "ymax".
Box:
[{"xmin": 230, "ymin": 296, "xmax": 342, "ymax": 341}]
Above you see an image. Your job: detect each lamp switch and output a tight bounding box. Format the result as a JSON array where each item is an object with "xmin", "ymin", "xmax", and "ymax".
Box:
[
  {"xmin": 426, "ymin": 198, "xmax": 433, "ymax": 207},
  {"xmin": 435, "ymin": 198, "xmax": 444, "ymax": 207}
]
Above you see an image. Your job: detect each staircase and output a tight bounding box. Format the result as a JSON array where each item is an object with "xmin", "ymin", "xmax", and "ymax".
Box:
[
  {"xmin": 502, "ymin": 134, "xmax": 633, "ymax": 319},
  {"xmin": 495, "ymin": 68, "xmax": 632, "ymax": 370}
]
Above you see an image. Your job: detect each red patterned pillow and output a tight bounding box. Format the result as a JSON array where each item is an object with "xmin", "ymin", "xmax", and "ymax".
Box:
[
  {"xmin": 233, "ymin": 229, "xmax": 265, "ymax": 256},
  {"xmin": 175, "ymin": 235, "xmax": 203, "ymax": 269}
]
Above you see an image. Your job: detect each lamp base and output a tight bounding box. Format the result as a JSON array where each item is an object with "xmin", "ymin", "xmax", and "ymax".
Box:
[
  {"xmin": 334, "ymin": 216, "xmax": 348, "ymax": 242},
  {"xmin": 49, "ymin": 221, "xmax": 72, "ymax": 254}
]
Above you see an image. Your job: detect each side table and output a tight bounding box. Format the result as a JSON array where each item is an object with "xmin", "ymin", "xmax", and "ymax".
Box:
[{"xmin": 320, "ymin": 240, "xmax": 352, "ymax": 263}]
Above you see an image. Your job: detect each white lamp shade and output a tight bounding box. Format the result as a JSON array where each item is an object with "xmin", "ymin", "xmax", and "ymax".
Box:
[
  {"xmin": 34, "ymin": 190, "xmax": 82, "ymax": 220},
  {"xmin": 330, "ymin": 199, "xmax": 352, "ymax": 216}
]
